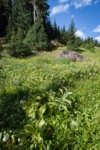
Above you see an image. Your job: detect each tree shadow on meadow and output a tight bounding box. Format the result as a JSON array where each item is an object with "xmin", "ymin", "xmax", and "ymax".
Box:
[{"xmin": 0, "ymin": 89, "xmax": 29, "ymax": 130}]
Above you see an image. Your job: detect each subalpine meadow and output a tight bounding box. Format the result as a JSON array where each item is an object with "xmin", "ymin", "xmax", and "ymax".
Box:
[
  {"xmin": 0, "ymin": 46, "xmax": 100, "ymax": 149},
  {"xmin": 0, "ymin": 0, "xmax": 100, "ymax": 149}
]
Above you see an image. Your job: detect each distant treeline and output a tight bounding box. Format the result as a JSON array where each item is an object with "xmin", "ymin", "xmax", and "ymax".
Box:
[{"xmin": 0, "ymin": 0, "xmax": 100, "ymax": 57}]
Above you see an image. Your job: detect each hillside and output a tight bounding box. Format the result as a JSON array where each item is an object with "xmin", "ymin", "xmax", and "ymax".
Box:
[{"xmin": 0, "ymin": 47, "xmax": 100, "ymax": 149}]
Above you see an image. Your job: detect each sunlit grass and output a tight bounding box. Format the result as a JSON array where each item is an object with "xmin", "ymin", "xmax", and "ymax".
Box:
[{"xmin": 0, "ymin": 46, "xmax": 100, "ymax": 149}]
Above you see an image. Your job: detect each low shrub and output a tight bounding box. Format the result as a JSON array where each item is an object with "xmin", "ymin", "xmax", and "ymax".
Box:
[
  {"xmin": 82, "ymin": 43, "xmax": 94, "ymax": 50},
  {"xmin": 9, "ymin": 42, "xmax": 32, "ymax": 57}
]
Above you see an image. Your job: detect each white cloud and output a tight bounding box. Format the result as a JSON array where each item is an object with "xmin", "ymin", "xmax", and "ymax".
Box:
[
  {"xmin": 95, "ymin": 36, "xmax": 100, "ymax": 42},
  {"xmin": 59, "ymin": 0, "xmax": 99, "ymax": 8},
  {"xmin": 50, "ymin": 0, "xmax": 99, "ymax": 17},
  {"xmin": 50, "ymin": 4, "xmax": 69, "ymax": 16},
  {"xmin": 93, "ymin": 25, "xmax": 100, "ymax": 32},
  {"xmin": 72, "ymin": 0, "xmax": 92, "ymax": 8},
  {"xmin": 76, "ymin": 30, "xmax": 86, "ymax": 39}
]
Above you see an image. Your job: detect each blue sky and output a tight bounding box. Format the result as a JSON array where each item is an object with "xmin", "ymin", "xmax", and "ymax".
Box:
[{"xmin": 48, "ymin": 0, "xmax": 100, "ymax": 41}]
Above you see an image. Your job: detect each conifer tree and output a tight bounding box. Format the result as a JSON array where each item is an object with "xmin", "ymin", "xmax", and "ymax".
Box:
[
  {"xmin": 7, "ymin": 0, "xmax": 51, "ymax": 56},
  {"xmin": 46, "ymin": 19, "xmax": 54, "ymax": 40},
  {"xmin": 7, "ymin": 0, "xmax": 32, "ymax": 57},
  {"xmin": 67, "ymin": 19, "xmax": 77, "ymax": 50},
  {"xmin": 52, "ymin": 19, "xmax": 60, "ymax": 40},
  {"xmin": 24, "ymin": 19, "xmax": 49, "ymax": 51},
  {"xmin": 8, "ymin": 0, "xmax": 32, "ymax": 39},
  {"xmin": 53, "ymin": 19, "xmax": 58, "ymax": 39},
  {"xmin": 30, "ymin": 0, "xmax": 49, "ymax": 26},
  {"xmin": 35, "ymin": 0, "xmax": 49, "ymax": 25},
  {"xmin": 24, "ymin": 0, "xmax": 50, "ymax": 51},
  {"xmin": 59, "ymin": 26, "xmax": 68, "ymax": 45}
]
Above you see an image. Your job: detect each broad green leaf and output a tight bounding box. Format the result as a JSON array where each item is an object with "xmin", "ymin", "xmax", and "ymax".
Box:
[
  {"xmin": 39, "ymin": 119, "xmax": 45, "ymax": 129},
  {"xmin": 37, "ymin": 132, "xmax": 43, "ymax": 143},
  {"xmin": 63, "ymin": 99, "xmax": 71, "ymax": 105},
  {"xmin": 39, "ymin": 105, "xmax": 46, "ymax": 117},
  {"xmin": 25, "ymin": 124, "xmax": 35, "ymax": 134},
  {"xmin": 48, "ymin": 102, "xmax": 56, "ymax": 106},
  {"xmin": 62, "ymin": 105, "xmax": 68, "ymax": 112},
  {"xmin": 36, "ymin": 96, "xmax": 41, "ymax": 100}
]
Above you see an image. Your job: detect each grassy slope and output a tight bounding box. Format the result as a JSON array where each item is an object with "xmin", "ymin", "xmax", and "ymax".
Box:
[
  {"xmin": 0, "ymin": 47, "xmax": 100, "ymax": 149},
  {"xmin": 1, "ymin": 47, "xmax": 100, "ymax": 111}
]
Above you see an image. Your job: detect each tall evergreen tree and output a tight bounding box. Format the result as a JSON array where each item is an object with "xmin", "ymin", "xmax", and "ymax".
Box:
[
  {"xmin": 53, "ymin": 19, "xmax": 58, "ymax": 39},
  {"xmin": 67, "ymin": 19, "xmax": 77, "ymax": 50},
  {"xmin": 35, "ymin": 0, "xmax": 49, "ymax": 25},
  {"xmin": 52, "ymin": 19, "xmax": 60, "ymax": 40},
  {"xmin": 8, "ymin": 0, "xmax": 51, "ymax": 56},
  {"xmin": 30, "ymin": 0, "xmax": 49, "ymax": 26},
  {"xmin": 8, "ymin": 0, "xmax": 32, "ymax": 39},
  {"xmin": 59, "ymin": 26, "xmax": 68, "ymax": 45},
  {"xmin": 46, "ymin": 19, "xmax": 54, "ymax": 40},
  {"xmin": 7, "ymin": 0, "xmax": 32, "ymax": 57},
  {"xmin": 24, "ymin": 0, "xmax": 50, "ymax": 51}
]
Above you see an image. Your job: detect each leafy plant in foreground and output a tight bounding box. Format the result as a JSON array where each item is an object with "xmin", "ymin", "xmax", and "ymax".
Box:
[{"xmin": 23, "ymin": 88, "xmax": 80, "ymax": 149}]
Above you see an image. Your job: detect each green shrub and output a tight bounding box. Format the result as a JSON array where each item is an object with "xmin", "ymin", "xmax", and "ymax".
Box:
[
  {"xmin": 8, "ymin": 32, "xmax": 32, "ymax": 57},
  {"xmin": 9, "ymin": 42, "xmax": 32, "ymax": 57},
  {"xmin": 82, "ymin": 43, "xmax": 94, "ymax": 50}
]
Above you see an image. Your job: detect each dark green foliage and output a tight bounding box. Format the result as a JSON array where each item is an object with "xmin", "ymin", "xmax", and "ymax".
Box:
[
  {"xmin": 51, "ymin": 19, "xmax": 61, "ymax": 40},
  {"xmin": 24, "ymin": 19, "xmax": 49, "ymax": 51},
  {"xmin": 83, "ymin": 43, "xmax": 94, "ymax": 50},
  {"xmin": 75, "ymin": 36, "xmax": 83, "ymax": 47},
  {"xmin": 8, "ymin": 31, "xmax": 32, "ymax": 57},
  {"xmin": 7, "ymin": 0, "xmax": 51, "ymax": 56},
  {"xmin": 53, "ymin": 19, "xmax": 60, "ymax": 39},
  {"xmin": 67, "ymin": 19, "xmax": 78, "ymax": 50},
  {"xmin": 7, "ymin": 0, "xmax": 33, "ymax": 57},
  {"xmin": 94, "ymin": 39, "xmax": 100, "ymax": 47},
  {"xmin": 35, "ymin": 0, "xmax": 49, "ymax": 26},
  {"xmin": 58, "ymin": 20, "xmax": 81, "ymax": 50},
  {"xmin": 9, "ymin": 41, "xmax": 32, "ymax": 57},
  {"xmin": 7, "ymin": 0, "xmax": 32, "ymax": 40},
  {"xmin": 45, "ymin": 19, "xmax": 54, "ymax": 40},
  {"xmin": 59, "ymin": 26, "xmax": 68, "ymax": 45},
  {"xmin": 83, "ymin": 37, "xmax": 95, "ymax": 50},
  {"xmin": 0, "ymin": 0, "xmax": 10, "ymax": 37}
]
